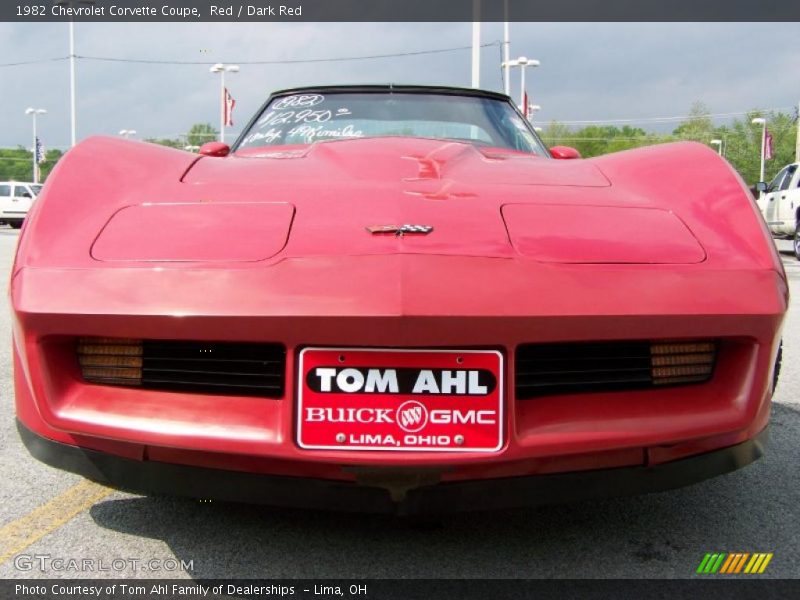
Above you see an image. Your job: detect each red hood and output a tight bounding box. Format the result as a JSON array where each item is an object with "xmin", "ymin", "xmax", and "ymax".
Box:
[
  {"xmin": 97, "ymin": 138, "xmax": 699, "ymax": 264},
  {"xmin": 21, "ymin": 136, "xmax": 779, "ymax": 272},
  {"xmin": 183, "ymin": 137, "xmax": 612, "ymax": 190}
]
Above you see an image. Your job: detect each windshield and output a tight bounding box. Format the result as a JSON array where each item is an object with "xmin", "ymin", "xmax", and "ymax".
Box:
[
  {"xmin": 237, "ymin": 91, "xmax": 548, "ymax": 155},
  {"xmin": 30, "ymin": 184, "xmax": 43, "ymax": 196}
]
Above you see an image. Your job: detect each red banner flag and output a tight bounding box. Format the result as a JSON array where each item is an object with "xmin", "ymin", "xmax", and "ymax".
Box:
[
  {"xmin": 223, "ymin": 87, "xmax": 236, "ymax": 127},
  {"xmin": 764, "ymin": 127, "xmax": 774, "ymax": 160},
  {"xmin": 523, "ymin": 91, "xmax": 529, "ymax": 119}
]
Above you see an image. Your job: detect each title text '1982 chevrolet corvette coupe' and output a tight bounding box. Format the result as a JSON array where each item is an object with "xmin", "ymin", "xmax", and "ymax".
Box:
[{"xmin": 12, "ymin": 86, "xmax": 787, "ymax": 514}]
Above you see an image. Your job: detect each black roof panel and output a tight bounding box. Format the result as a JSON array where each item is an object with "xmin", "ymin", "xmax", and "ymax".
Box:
[{"xmin": 267, "ymin": 84, "xmax": 511, "ymax": 102}]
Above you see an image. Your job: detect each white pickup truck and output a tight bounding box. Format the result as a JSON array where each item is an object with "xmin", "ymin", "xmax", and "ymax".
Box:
[
  {"xmin": 756, "ymin": 162, "xmax": 800, "ymax": 260},
  {"xmin": 0, "ymin": 181, "xmax": 42, "ymax": 229}
]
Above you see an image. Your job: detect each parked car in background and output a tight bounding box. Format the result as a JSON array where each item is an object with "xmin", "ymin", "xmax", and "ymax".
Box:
[
  {"xmin": 756, "ymin": 162, "xmax": 800, "ymax": 259},
  {"xmin": 0, "ymin": 181, "xmax": 42, "ymax": 228}
]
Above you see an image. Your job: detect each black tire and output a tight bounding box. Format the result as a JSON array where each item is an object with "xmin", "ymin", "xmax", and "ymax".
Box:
[
  {"xmin": 9, "ymin": 221, "xmax": 22, "ymax": 230},
  {"xmin": 794, "ymin": 225, "xmax": 800, "ymax": 260},
  {"xmin": 772, "ymin": 341, "xmax": 782, "ymax": 395}
]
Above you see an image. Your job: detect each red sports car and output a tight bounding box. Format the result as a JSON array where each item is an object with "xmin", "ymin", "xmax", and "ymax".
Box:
[{"xmin": 13, "ymin": 86, "xmax": 788, "ymax": 514}]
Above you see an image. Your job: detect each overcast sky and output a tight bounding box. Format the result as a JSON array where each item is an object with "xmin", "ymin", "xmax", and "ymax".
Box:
[{"xmin": 1, "ymin": 21, "xmax": 798, "ymax": 148}]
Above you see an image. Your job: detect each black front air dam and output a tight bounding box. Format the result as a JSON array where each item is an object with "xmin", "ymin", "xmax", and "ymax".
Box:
[{"xmin": 17, "ymin": 420, "xmax": 767, "ymax": 515}]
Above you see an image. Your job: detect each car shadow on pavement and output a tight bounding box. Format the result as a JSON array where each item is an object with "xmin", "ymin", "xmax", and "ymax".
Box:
[{"xmin": 89, "ymin": 403, "xmax": 800, "ymax": 579}]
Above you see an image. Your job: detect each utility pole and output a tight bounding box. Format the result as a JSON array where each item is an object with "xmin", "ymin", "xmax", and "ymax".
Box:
[
  {"xmin": 503, "ymin": 0, "xmax": 510, "ymax": 95},
  {"xmin": 69, "ymin": 20, "xmax": 76, "ymax": 147},
  {"xmin": 471, "ymin": 0, "xmax": 481, "ymax": 88},
  {"xmin": 55, "ymin": 0, "xmax": 96, "ymax": 147}
]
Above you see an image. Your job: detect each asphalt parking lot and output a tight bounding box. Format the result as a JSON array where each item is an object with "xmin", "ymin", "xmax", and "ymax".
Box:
[{"xmin": 0, "ymin": 229, "xmax": 798, "ymax": 580}]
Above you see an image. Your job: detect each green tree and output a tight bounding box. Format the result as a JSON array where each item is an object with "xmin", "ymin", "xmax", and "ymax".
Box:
[
  {"xmin": 187, "ymin": 123, "xmax": 218, "ymax": 147},
  {"xmin": 144, "ymin": 137, "xmax": 183, "ymax": 149},
  {"xmin": 717, "ymin": 110, "xmax": 797, "ymax": 185},
  {"xmin": 0, "ymin": 147, "xmax": 64, "ymax": 182},
  {"xmin": 672, "ymin": 101, "xmax": 714, "ymax": 142},
  {"xmin": 537, "ymin": 101, "xmax": 798, "ymax": 185},
  {"xmin": 540, "ymin": 122, "xmax": 664, "ymax": 158},
  {"xmin": 540, "ymin": 120, "xmax": 573, "ymax": 147}
]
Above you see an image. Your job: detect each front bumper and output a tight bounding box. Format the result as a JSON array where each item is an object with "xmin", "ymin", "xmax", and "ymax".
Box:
[
  {"xmin": 18, "ymin": 419, "xmax": 768, "ymax": 515},
  {"xmin": 11, "ymin": 257, "xmax": 786, "ymax": 511}
]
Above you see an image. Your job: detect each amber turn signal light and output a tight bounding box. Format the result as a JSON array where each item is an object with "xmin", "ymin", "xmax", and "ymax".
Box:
[
  {"xmin": 650, "ymin": 340, "xmax": 716, "ymax": 386},
  {"xmin": 78, "ymin": 337, "xmax": 143, "ymax": 386}
]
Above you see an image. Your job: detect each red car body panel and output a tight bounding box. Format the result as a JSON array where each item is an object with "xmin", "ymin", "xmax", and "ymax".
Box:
[{"xmin": 11, "ymin": 97, "xmax": 788, "ymax": 510}]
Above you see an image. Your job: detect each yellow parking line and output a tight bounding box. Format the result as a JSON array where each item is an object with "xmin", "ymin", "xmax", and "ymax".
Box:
[{"xmin": 0, "ymin": 480, "xmax": 113, "ymax": 565}]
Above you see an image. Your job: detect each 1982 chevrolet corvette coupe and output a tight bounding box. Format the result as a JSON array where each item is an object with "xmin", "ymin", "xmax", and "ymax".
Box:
[{"xmin": 13, "ymin": 86, "xmax": 788, "ymax": 514}]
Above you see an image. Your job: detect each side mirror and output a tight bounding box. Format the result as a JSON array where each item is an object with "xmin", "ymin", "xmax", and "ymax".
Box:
[
  {"xmin": 198, "ymin": 142, "xmax": 230, "ymax": 157},
  {"xmin": 550, "ymin": 146, "xmax": 581, "ymax": 160},
  {"xmin": 755, "ymin": 181, "xmax": 768, "ymax": 193}
]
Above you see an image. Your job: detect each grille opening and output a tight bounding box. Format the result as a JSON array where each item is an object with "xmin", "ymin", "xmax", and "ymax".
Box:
[
  {"xmin": 515, "ymin": 340, "xmax": 717, "ymax": 399},
  {"xmin": 78, "ymin": 338, "xmax": 286, "ymax": 397}
]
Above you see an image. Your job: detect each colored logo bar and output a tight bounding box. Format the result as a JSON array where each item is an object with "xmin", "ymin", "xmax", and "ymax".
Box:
[{"xmin": 697, "ymin": 553, "xmax": 773, "ymax": 574}]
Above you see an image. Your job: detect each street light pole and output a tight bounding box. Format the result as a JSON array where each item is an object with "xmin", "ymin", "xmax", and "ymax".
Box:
[
  {"xmin": 25, "ymin": 108, "xmax": 46, "ymax": 184},
  {"xmin": 503, "ymin": 57, "xmax": 540, "ymax": 112},
  {"xmin": 752, "ymin": 117, "xmax": 767, "ymax": 185},
  {"xmin": 210, "ymin": 63, "xmax": 239, "ymax": 143}
]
